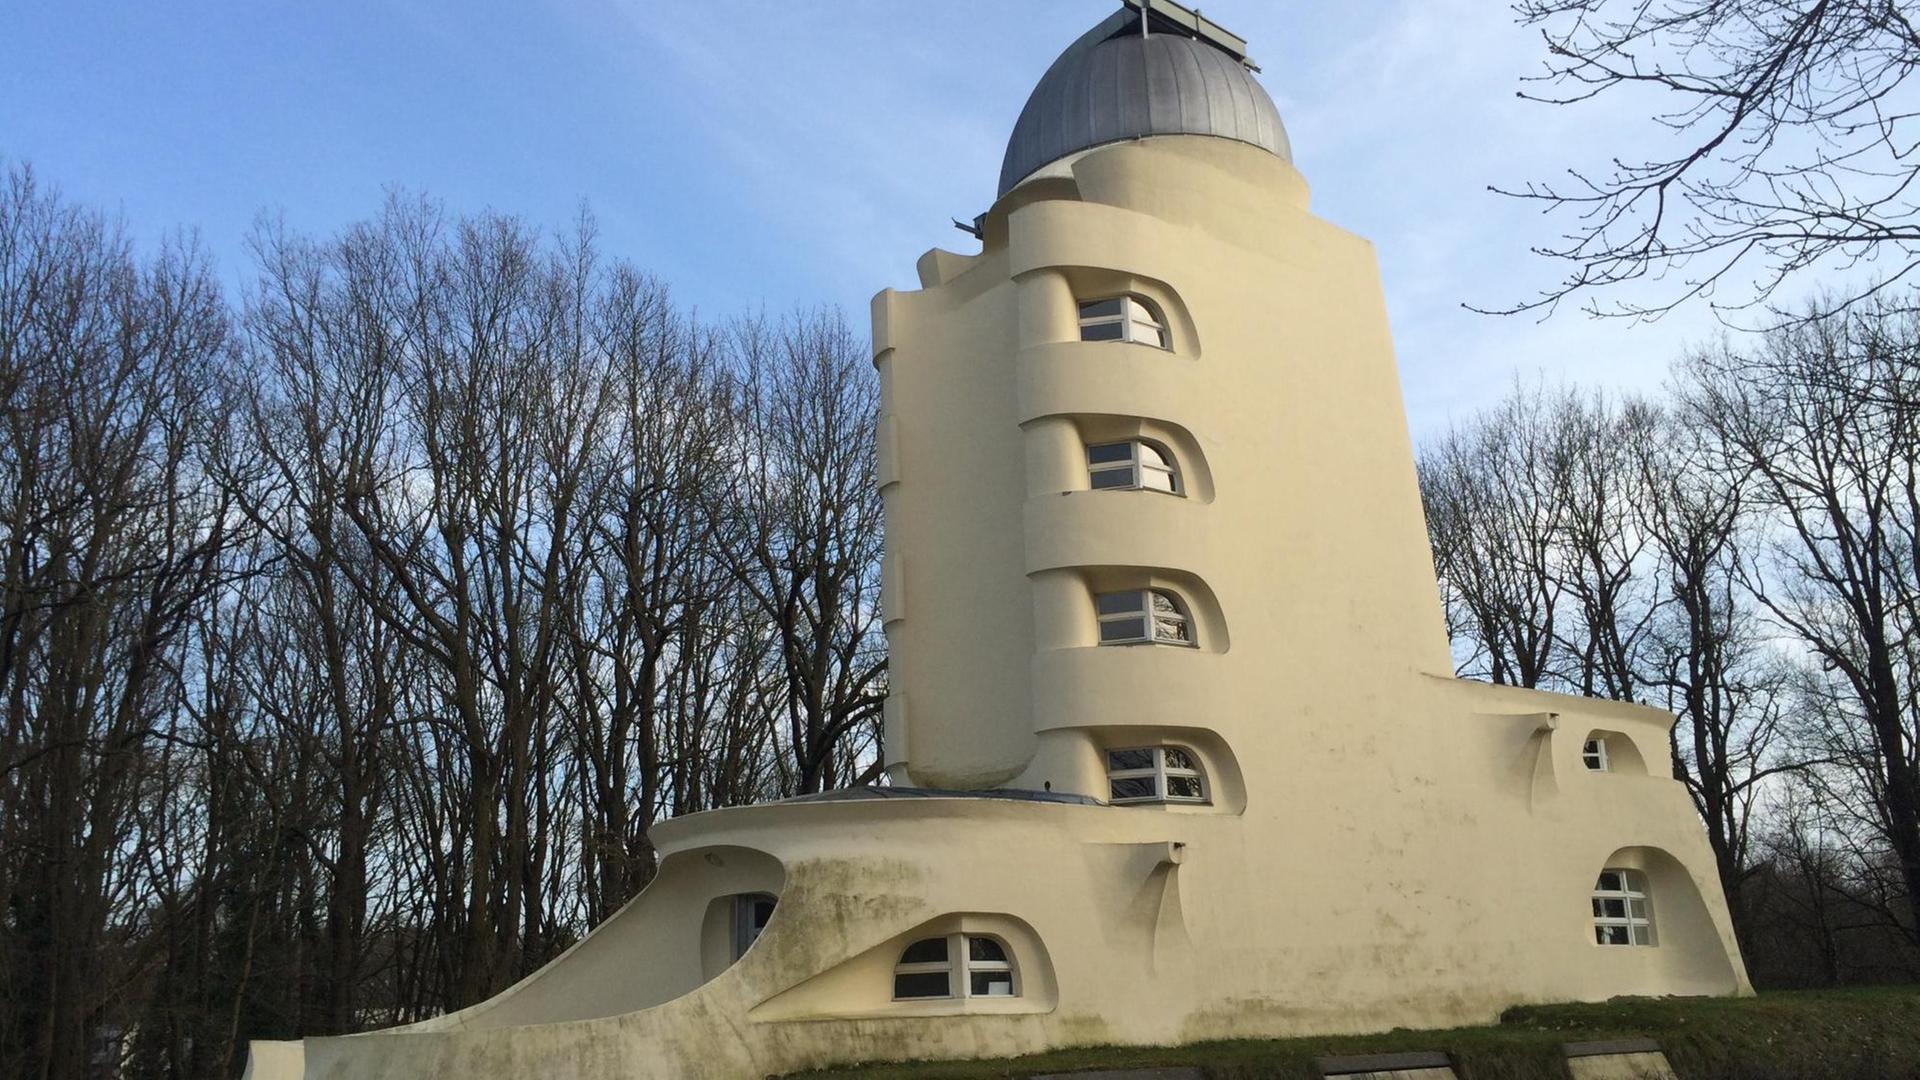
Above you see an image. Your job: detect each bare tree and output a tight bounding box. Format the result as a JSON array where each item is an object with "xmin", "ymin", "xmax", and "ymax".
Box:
[
  {"xmin": 0, "ymin": 165, "xmax": 896, "ymax": 1075},
  {"xmin": 1499, "ymin": 0, "xmax": 1920, "ymax": 318},
  {"xmin": 0, "ymin": 165, "xmax": 239, "ymax": 1080},
  {"xmin": 1420, "ymin": 382, "xmax": 1575, "ymax": 688},
  {"xmin": 726, "ymin": 310, "xmax": 886, "ymax": 795},
  {"xmin": 1632, "ymin": 395, "xmax": 1791, "ymax": 935},
  {"xmin": 1677, "ymin": 297, "xmax": 1920, "ymax": 940}
]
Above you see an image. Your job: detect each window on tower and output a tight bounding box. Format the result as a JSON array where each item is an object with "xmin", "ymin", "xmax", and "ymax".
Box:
[
  {"xmin": 1106, "ymin": 745, "xmax": 1209, "ymax": 805},
  {"xmin": 1086, "ymin": 440, "xmax": 1181, "ymax": 493},
  {"xmin": 1078, "ymin": 295, "xmax": 1170, "ymax": 348},
  {"xmin": 1095, "ymin": 589, "xmax": 1194, "ymax": 646}
]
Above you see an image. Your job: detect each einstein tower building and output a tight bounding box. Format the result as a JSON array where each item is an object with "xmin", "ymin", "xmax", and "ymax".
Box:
[{"xmin": 247, "ymin": 4, "xmax": 1749, "ymax": 1077}]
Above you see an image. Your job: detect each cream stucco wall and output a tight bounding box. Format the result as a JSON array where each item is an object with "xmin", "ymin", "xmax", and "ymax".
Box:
[{"xmin": 245, "ymin": 134, "xmax": 1749, "ymax": 1080}]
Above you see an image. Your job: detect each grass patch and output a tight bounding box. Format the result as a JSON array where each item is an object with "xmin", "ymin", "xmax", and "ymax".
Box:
[{"xmin": 781, "ymin": 986, "xmax": 1920, "ymax": 1079}]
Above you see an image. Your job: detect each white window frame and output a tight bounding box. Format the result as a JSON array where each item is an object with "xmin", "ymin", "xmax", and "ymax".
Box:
[
  {"xmin": 1086, "ymin": 440, "xmax": 1181, "ymax": 495},
  {"xmin": 1582, "ymin": 737, "xmax": 1610, "ymax": 772},
  {"xmin": 1106, "ymin": 745, "xmax": 1209, "ymax": 805},
  {"xmin": 892, "ymin": 933, "xmax": 1019, "ymax": 1001},
  {"xmin": 1095, "ymin": 589, "xmax": 1195, "ymax": 647},
  {"xmin": 1592, "ymin": 869, "xmax": 1654, "ymax": 946},
  {"xmin": 1077, "ymin": 295, "xmax": 1170, "ymax": 349}
]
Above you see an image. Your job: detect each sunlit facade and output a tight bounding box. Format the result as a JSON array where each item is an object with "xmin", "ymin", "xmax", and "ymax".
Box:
[{"xmin": 246, "ymin": 5, "xmax": 1748, "ymax": 1078}]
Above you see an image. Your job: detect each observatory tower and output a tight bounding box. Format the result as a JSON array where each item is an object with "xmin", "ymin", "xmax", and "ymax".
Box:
[{"xmin": 246, "ymin": 5, "xmax": 1749, "ymax": 1078}]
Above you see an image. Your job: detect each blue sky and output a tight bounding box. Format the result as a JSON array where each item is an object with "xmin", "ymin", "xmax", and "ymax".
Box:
[{"xmin": 3, "ymin": 0, "xmax": 1731, "ymax": 440}]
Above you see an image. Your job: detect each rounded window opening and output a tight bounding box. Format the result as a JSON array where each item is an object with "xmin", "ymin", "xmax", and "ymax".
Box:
[
  {"xmin": 1592, "ymin": 869, "xmax": 1655, "ymax": 946},
  {"xmin": 892, "ymin": 934, "xmax": 1019, "ymax": 1000},
  {"xmin": 1106, "ymin": 745, "xmax": 1209, "ymax": 805},
  {"xmin": 1087, "ymin": 439, "xmax": 1181, "ymax": 494},
  {"xmin": 1096, "ymin": 588, "xmax": 1194, "ymax": 647},
  {"xmin": 1078, "ymin": 295, "xmax": 1170, "ymax": 349}
]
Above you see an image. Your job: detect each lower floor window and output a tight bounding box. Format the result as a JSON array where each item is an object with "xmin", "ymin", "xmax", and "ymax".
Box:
[
  {"xmin": 1592, "ymin": 869, "xmax": 1653, "ymax": 946},
  {"xmin": 732, "ymin": 893, "xmax": 776, "ymax": 959},
  {"xmin": 893, "ymin": 933, "xmax": 1018, "ymax": 999}
]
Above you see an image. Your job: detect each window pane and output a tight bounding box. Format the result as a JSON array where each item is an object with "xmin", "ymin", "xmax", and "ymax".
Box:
[
  {"xmin": 968, "ymin": 937, "xmax": 1008, "ymax": 963},
  {"xmin": 894, "ymin": 971, "xmax": 951, "ymax": 999},
  {"xmin": 752, "ymin": 899, "xmax": 776, "ymax": 929},
  {"xmin": 1596, "ymin": 871, "xmax": 1623, "ymax": 892},
  {"xmin": 1080, "ymin": 320, "xmax": 1125, "ymax": 342},
  {"xmin": 1153, "ymin": 615, "xmax": 1191, "ymax": 643},
  {"xmin": 899, "ymin": 937, "xmax": 948, "ymax": 965},
  {"xmin": 1099, "ymin": 617, "xmax": 1148, "ymax": 643},
  {"xmin": 1109, "ymin": 777, "xmax": 1157, "ymax": 801},
  {"xmin": 1107, "ymin": 748, "xmax": 1154, "ymax": 771},
  {"xmin": 1090, "ymin": 468, "xmax": 1136, "ymax": 490},
  {"xmin": 1096, "ymin": 591, "xmax": 1145, "ymax": 616},
  {"xmin": 1079, "ymin": 298, "xmax": 1125, "ymax": 320},
  {"xmin": 1600, "ymin": 898, "xmax": 1627, "ymax": 919},
  {"xmin": 1596, "ymin": 926, "xmax": 1628, "ymax": 946},
  {"xmin": 1632, "ymin": 926, "xmax": 1652, "ymax": 946},
  {"xmin": 1163, "ymin": 747, "xmax": 1195, "ymax": 771},
  {"xmin": 1124, "ymin": 297, "xmax": 1157, "ymax": 322},
  {"xmin": 971, "ymin": 972, "xmax": 1016, "ymax": 997},
  {"xmin": 1086, "ymin": 442, "xmax": 1133, "ymax": 464},
  {"xmin": 1140, "ymin": 466, "xmax": 1177, "ymax": 493},
  {"xmin": 1136, "ymin": 443, "xmax": 1172, "ymax": 470},
  {"xmin": 1149, "ymin": 591, "xmax": 1181, "ymax": 616},
  {"xmin": 1166, "ymin": 775, "xmax": 1204, "ymax": 800},
  {"xmin": 1628, "ymin": 899, "xmax": 1648, "ymax": 919}
]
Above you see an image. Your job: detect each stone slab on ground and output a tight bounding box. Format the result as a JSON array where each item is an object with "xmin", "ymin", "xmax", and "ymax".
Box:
[
  {"xmin": 1566, "ymin": 1051, "xmax": 1677, "ymax": 1080},
  {"xmin": 1314, "ymin": 1050, "xmax": 1457, "ymax": 1079},
  {"xmin": 1031, "ymin": 1070, "xmax": 1206, "ymax": 1080},
  {"xmin": 1564, "ymin": 1039, "xmax": 1677, "ymax": 1080}
]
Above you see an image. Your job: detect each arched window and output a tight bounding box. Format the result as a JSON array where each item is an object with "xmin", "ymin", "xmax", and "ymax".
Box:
[
  {"xmin": 730, "ymin": 893, "xmax": 777, "ymax": 959},
  {"xmin": 1106, "ymin": 746, "xmax": 1208, "ymax": 804},
  {"xmin": 1095, "ymin": 589, "xmax": 1194, "ymax": 646},
  {"xmin": 892, "ymin": 934, "xmax": 1019, "ymax": 1000},
  {"xmin": 1078, "ymin": 296, "xmax": 1169, "ymax": 348},
  {"xmin": 1087, "ymin": 440, "xmax": 1180, "ymax": 494},
  {"xmin": 1582, "ymin": 737, "xmax": 1610, "ymax": 771},
  {"xmin": 1592, "ymin": 869, "xmax": 1654, "ymax": 946}
]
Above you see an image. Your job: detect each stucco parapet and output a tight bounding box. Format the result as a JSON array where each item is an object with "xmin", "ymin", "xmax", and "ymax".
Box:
[
  {"xmin": 1424, "ymin": 673, "xmax": 1677, "ymax": 732},
  {"xmin": 650, "ymin": 791, "xmax": 1191, "ymax": 861},
  {"xmin": 1021, "ymin": 490, "xmax": 1217, "ymax": 577}
]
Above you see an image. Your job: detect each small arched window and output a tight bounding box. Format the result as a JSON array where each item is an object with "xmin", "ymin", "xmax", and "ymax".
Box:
[
  {"xmin": 1096, "ymin": 589, "xmax": 1194, "ymax": 646},
  {"xmin": 1078, "ymin": 296, "xmax": 1169, "ymax": 349},
  {"xmin": 1087, "ymin": 440, "xmax": 1180, "ymax": 494},
  {"xmin": 893, "ymin": 934, "xmax": 1018, "ymax": 1000},
  {"xmin": 1106, "ymin": 746, "xmax": 1208, "ymax": 804},
  {"xmin": 1592, "ymin": 869, "xmax": 1654, "ymax": 946}
]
